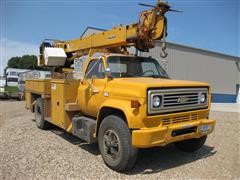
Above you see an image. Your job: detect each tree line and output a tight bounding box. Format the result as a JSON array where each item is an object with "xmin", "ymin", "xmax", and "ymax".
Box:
[{"xmin": 5, "ymin": 55, "xmax": 50, "ymax": 74}]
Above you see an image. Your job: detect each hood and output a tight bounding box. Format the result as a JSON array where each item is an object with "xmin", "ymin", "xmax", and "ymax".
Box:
[{"xmin": 111, "ymin": 77, "xmax": 209, "ymax": 98}]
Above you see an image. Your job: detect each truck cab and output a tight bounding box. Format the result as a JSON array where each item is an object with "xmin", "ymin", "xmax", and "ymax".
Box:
[{"xmin": 80, "ymin": 53, "xmax": 215, "ymax": 140}]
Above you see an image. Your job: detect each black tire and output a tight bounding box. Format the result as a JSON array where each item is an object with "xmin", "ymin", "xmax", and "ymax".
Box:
[
  {"xmin": 35, "ymin": 98, "xmax": 49, "ymax": 129},
  {"xmin": 98, "ymin": 115, "xmax": 138, "ymax": 171},
  {"xmin": 174, "ymin": 135, "xmax": 207, "ymax": 152}
]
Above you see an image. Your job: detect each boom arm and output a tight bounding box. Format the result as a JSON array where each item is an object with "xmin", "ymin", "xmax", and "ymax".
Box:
[{"xmin": 40, "ymin": 0, "xmax": 171, "ymax": 66}]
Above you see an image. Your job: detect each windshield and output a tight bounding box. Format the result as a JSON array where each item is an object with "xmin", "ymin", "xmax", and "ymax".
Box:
[{"xmin": 107, "ymin": 56, "xmax": 169, "ymax": 78}]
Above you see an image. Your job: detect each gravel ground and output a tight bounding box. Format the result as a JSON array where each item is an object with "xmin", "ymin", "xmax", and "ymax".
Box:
[{"xmin": 0, "ymin": 101, "xmax": 239, "ymax": 179}]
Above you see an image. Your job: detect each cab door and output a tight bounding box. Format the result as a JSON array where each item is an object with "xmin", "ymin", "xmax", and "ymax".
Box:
[{"xmin": 78, "ymin": 59, "xmax": 107, "ymax": 117}]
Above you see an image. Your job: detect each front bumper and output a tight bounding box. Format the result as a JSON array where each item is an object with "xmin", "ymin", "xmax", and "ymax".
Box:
[{"xmin": 132, "ymin": 119, "xmax": 215, "ymax": 148}]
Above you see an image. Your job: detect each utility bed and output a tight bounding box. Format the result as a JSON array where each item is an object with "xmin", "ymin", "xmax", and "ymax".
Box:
[
  {"xmin": 25, "ymin": 78, "xmax": 80, "ymax": 130},
  {"xmin": 25, "ymin": 79, "xmax": 51, "ymax": 110},
  {"xmin": 25, "ymin": 79, "xmax": 51, "ymax": 95}
]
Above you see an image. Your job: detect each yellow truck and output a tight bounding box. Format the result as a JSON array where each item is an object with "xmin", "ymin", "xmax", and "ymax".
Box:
[{"xmin": 25, "ymin": 1, "xmax": 215, "ymax": 171}]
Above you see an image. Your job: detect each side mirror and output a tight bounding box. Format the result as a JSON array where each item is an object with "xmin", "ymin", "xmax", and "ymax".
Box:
[{"xmin": 105, "ymin": 68, "xmax": 113, "ymax": 80}]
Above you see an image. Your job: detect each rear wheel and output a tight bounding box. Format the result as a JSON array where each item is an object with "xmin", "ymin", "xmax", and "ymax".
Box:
[
  {"xmin": 174, "ymin": 135, "xmax": 207, "ymax": 152},
  {"xmin": 98, "ymin": 115, "xmax": 138, "ymax": 171},
  {"xmin": 35, "ymin": 98, "xmax": 49, "ymax": 129}
]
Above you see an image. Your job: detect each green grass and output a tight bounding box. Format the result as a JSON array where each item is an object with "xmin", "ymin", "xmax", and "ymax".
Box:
[{"xmin": 4, "ymin": 86, "xmax": 19, "ymax": 93}]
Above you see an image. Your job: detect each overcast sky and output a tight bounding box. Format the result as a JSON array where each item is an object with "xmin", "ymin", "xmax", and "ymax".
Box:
[{"xmin": 0, "ymin": 0, "xmax": 239, "ymax": 74}]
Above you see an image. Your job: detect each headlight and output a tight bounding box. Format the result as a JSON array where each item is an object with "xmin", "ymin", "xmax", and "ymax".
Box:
[
  {"xmin": 199, "ymin": 93, "xmax": 207, "ymax": 103},
  {"xmin": 153, "ymin": 96, "xmax": 161, "ymax": 108}
]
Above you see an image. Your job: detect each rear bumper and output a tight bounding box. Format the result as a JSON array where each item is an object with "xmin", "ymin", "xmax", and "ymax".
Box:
[{"xmin": 132, "ymin": 119, "xmax": 215, "ymax": 148}]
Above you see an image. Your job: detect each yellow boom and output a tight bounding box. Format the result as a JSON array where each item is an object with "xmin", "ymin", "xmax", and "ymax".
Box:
[{"xmin": 39, "ymin": 0, "xmax": 171, "ymax": 66}]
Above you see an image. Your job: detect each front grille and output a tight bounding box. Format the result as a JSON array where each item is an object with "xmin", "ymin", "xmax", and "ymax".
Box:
[
  {"xmin": 148, "ymin": 88, "xmax": 208, "ymax": 115},
  {"xmin": 163, "ymin": 93, "xmax": 199, "ymax": 107},
  {"xmin": 162, "ymin": 114, "xmax": 198, "ymax": 126}
]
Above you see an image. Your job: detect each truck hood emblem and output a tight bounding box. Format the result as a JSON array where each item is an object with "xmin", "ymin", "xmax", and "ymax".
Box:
[{"xmin": 177, "ymin": 96, "xmax": 188, "ymax": 103}]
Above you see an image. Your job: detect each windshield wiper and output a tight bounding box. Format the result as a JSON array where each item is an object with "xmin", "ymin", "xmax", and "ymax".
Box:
[
  {"xmin": 141, "ymin": 75, "xmax": 159, "ymax": 78},
  {"xmin": 143, "ymin": 75, "xmax": 169, "ymax": 78}
]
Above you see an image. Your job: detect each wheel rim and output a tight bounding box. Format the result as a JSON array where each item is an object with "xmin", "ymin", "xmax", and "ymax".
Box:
[
  {"xmin": 35, "ymin": 105, "xmax": 41, "ymax": 126},
  {"xmin": 103, "ymin": 129, "xmax": 120, "ymax": 160}
]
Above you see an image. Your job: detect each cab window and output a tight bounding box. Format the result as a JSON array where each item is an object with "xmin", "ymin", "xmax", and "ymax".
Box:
[{"xmin": 85, "ymin": 59, "xmax": 105, "ymax": 79}]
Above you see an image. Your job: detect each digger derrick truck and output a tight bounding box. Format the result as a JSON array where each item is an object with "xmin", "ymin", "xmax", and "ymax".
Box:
[{"xmin": 25, "ymin": 1, "xmax": 215, "ymax": 171}]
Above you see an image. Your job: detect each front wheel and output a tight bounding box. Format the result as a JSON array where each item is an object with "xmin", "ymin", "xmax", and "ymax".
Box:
[
  {"xmin": 98, "ymin": 115, "xmax": 138, "ymax": 171},
  {"xmin": 174, "ymin": 135, "xmax": 207, "ymax": 152}
]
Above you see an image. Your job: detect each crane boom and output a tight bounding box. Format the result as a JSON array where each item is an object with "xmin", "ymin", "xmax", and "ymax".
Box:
[{"xmin": 39, "ymin": 0, "xmax": 171, "ymax": 66}]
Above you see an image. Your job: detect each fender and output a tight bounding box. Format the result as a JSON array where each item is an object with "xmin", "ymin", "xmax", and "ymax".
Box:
[{"xmin": 95, "ymin": 98, "xmax": 145, "ymax": 136}]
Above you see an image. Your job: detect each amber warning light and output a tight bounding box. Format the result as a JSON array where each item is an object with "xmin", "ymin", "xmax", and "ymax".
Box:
[{"xmin": 131, "ymin": 100, "xmax": 141, "ymax": 108}]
